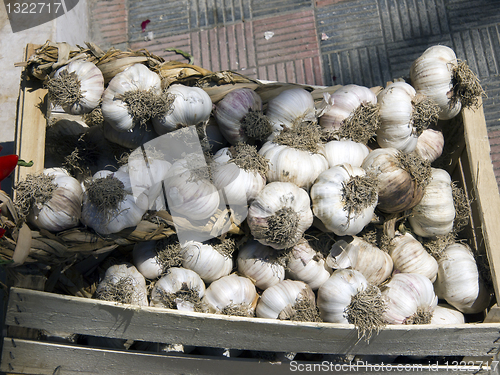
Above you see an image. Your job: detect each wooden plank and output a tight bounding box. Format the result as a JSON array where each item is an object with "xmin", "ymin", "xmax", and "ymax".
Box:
[
  {"xmin": 14, "ymin": 43, "xmax": 47, "ymax": 184},
  {"xmin": 5, "ymin": 288, "xmax": 500, "ymax": 357},
  {"xmin": 1, "ymin": 338, "xmax": 496, "ymax": 375},
  {"xmin": 462, "ymin": 100, "xmax": 500, "ymax": 306}
]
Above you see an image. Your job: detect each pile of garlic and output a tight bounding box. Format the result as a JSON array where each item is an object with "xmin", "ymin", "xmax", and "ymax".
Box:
[{"xmin": 18, "ymin": 44, "xmax": 492, "ymax": 338}]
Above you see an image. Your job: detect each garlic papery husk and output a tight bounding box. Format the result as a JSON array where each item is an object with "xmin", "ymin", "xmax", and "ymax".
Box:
[
  {"xmin": 265, "ymin": 88, "xmax": 317, "ymax": 135},
  {"xmin": 410, "ymin": 45, "xmax": 485, "ymax": 120},
  {"xmin": 323, "ymin": 140, "xmax": 370, "ymax": 168},
  {"xmin": 433, "ymin": 243, "xmax": 490, "ymax": 314},
  {"xmin": 81, "ymin": 170, "xmax": 147, "ymax": 235},
  {"xmin": 15, "ymin": 168, "xmax": 83, "ymax": 232},
  {"xmin": 180, "ymin": 238, "xmax": 236, "ymax": 284},
  {"xmin": 103, "ymin": 120, "xmax": 159, "ymax": 149},
  {"xmin": 317, "ymin": 269, "xmax": 386, "ymax": 338},
  {"xmin": 389, "ymin": 232, "xmax": 438, "ymax": 282},
  {"xmin": 376, "ymin": 82, "xmax": 439, "ymax": 153},
  {"xmin": 214, "ymin": 88, "xmax": 271, "ymax": 144},
  {"xmin": 415, "ymin": 129, "xmax": 444, "ymax": 162},
  {"xmin": 319, "ymin": 85, "xmax": 379, "ymax": 144},
  {"xmin": 48, "ymin": 60, "xmax": 104, "ymax": 115},
  {"xmin": 152, "ymin": 84, "xmax": 212, "ymax": 135},
  {"xmin": 362, "ymin": 148, "xmax": 431, "ymax": 213},
  {"xmin": 408, "ymin": 168, "xmax": 455, "ymax": 238},
  {"xmin": 381, "ymin": 273, "xmax": 438, "ymax": 325},
  {"xmin": 256, "ymin": 280, "xmax": 320, "ymax": 322},
  {"xmin": 211, "ymin": 144, "xmax": 267, "ymax": 206},
  {"xmin": 236, "ymin": 240, "xmax": 285, "ymax": 290},
  {"xmin": 285, "ymin": 238, "xmax": 331, "ymax": 290},
  {"xmin": 247, "ymin": 181, "xmax": 314, "ymax": 250},
  {"xmin": 311, "ymin": 164, "xmax": 378, "ymax": 236},
  {"xmin": 163, "ymin": 155, "xmax": 220, "ymax": 221},
  {"xmin": 259, "ymin": 123, "xmax": 329, "ymax": 189},
  {"xmin": 202, "ymin": 274, "xmax": 258, "ymax": 316},
  {"xmin": 101, "ymin": 64, "xmax": 164, "ymax": 132},
  {"xmin": 150, "ymin": 267, "xmax": 206, "ymax": 312},
  {"xmin": 95, "ymin": 263, "xmax": 148, "ymax": 306},
  {"xmin": 327, "ymin": 237, "xmax": 393, "ymax": 286},
  {"xmin": 430, "ymin": 304, "xmax": 465, "ymax": 325}
]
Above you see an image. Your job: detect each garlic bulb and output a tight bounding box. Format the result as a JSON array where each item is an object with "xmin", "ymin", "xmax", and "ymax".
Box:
[
  {"xmin": 382, "ymin": 273, "xmax": 438, "ymax": 325},
  {"xmin": 285, "ymin": 238, "xmax": 331, "ymax": 290},
  {"xmin": 317, "ymin": 269, "xmax": 386, "ymax": 334},
  {"xmin": 214, "ymin": 88, "xmax": 269, "ymax": 144},
  {"xmin": 389, "ymin": 232, "xmax": 438, "ymax": 282},
  {"xmin": 150, "ymin": 267, "xmax": 206, "ymax": 312},
  {"xmin": 237, "ymin": 240, "xmax": 285, "ymax": 290},
  {"xmin": 415, "ymin": 129, "xmax": 444, "ymax": 162},
  {"xmin": 311, "ymin": 164, "xmax": 378, "ymax": 236},
  {"xmin": 133, "ymin": 241, "xmax": 163, "ymax": 280},
  {"xmin": 180, "ymin": 239, "xmax": 234, "ymax": 283},
  {"xmin": 81, "ymin": 169, "xmax": 147, "ymax": 235},
  {"xmin": 204, "ymin": 120, "xmax": 228, "ymax": 153},
  {"xmin": 409, "ymin": 168, "xmax": 455, "ymax": 237},
  {"xmin": 103, "ymin": 120, "xmax": 159, "ymax": 149},
  {"xmin": 430, "ymin": 304, "xmax": 465, "ymax": 325},
  {"xmin": 163, "ymin": 156, "xmax": 220, "ymax": 221},
  {"xmin": 102, "ymin": 64, "xmax": 162, "ymax": 132},
  {"xmin": 49, "ymin": 60, "xmax": 104, "ymax": 115},
  {"xmin": 247, "ymin": 182, "xmax": 313, "ymax": 249},
  {"xmin": 25, "ymin": 168, "xmax": 83, "ymax": 232},
  {"xmin": 211, "ymin": 144, "xmax": 267, "ymax": 206},
  {"xmin": 95, "ymin": 263, "xmax": 148, "ymax": 306},
  {"xmin": 256, "ymin": 280, "xmax": 319, "ymax": 321},
  {"xmin": 410, "ymin": 45, "xmax": 462, "ymax": 120},
  {"xmin": 153, "ymin": 84, "xmax": 212, "ymax": 135},
  {"xmin": 434, "ymin": 243, "xmax": 490, "ymax": 314},
  {"xmin": 362, "ymin": 147, "xmax": 429, "ymax": 213},
  {"xmin": 327, "ymin": 237, "xmax": 393, "ymax": 286},
  {"xmin": 319, "ymin": 84, "xmax": 377, "ymax": 132},
  {"xmin": 265, "ymin": 88, "xmax": 317, "ymax": 135},
  {"xmin": 202, "ymin": 274, "xmax": 258, "ymax": 316},
  {"xmin": 376, "ymin": 82, "xmax": 439, "ymax": 153},
  {"xmin": 323, "ymin": 140, "xmax": 370, "ymax": 168}
]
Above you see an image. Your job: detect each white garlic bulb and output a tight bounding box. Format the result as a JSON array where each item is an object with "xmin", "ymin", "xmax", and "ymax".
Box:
[
  {"xmin": 327, "ymin": 237, "xmax": 393, "ymax": 286},
  {"xmin": 28, "ymin": 168, "xmax": 83, "ymax": 232},
  {"xmin": 377, "ymin": 82, "xmax": 438, "ymax": 153},
  {"xmin": 256, "ymin": 280, "xmax": 317, "ymax": 321},
  {"xmin": 247, "ymin": 182, "xmax": 313, "ymax": 250},
  {"xmin": 214, "ymin": 88, "xmax": 267, "ymax": 144},
  {"xmin": 50, "ymin": 60, "xmax": 104, "ymax": 115},
  {"xmin": 319, "ymin": 84, "xmax": 377, "ymax": 132},
  {"xmin": 434, "ymin": 243, "xmax": 490, "ymax": 314},
  {"xmin": 323, "ymin": 140, "xmax": 370, "ymax": 168},
  {"xmin": 153, "ymin": 84, "xmax": 212, "ymax": 135},
  {"xmin": 285, "ymin": 238, "xmax": 331, "ymax": 290},
  {"xmin": 163, "ymin": 156, "xmax": 220, "ymax": 221},
  {"xmin": 180, "ymin": 240, "xmax": 234, "ymax": 284},
  {"xmin": 102, "ymin": 64, "xmax": 162, "ymax": 132},
  {"xmin": 409, "ymin": 168, "xmax": 455, "ymax": 237},
  {"xmin": 415, "ymin": 129, "xmax": 444, "ymax": 162},
  {"xmin": 81, "ymin": 169, "xmax": 147, "ymax": 235},
  {"xmin": 389, "ymin": 232, "xmax": 438, "ymax": 282},
  {"xmin": 410, "ymin": 45, "xmax": 462, "ymax": 120},
  {"xmin": 265, "ymin": 88, "xmax": 317, "ymax": 135},
  {"xmin": 202, "ymin": 274, "xmax": 258, "ymax": 316},
  {"xmin": 430, "ymin": 304, "xmax": 465, "ymax": 325},
  {"xmin": 237, "ymin": 240, "xmax": 285, "ymax": 290},
  {"xmin": 311, "ymin": 164, "xmax": 378, "ymax": 236},
  {"xmin": 382, "ymin": 273, "xmax": 438, "ymax": 325},
  {"xmin": 95, "ymin": 263, "xmax": 148, "ymax": 306},
  {"xmin": 150, "ymin": 267, "xmax": 206, "ymax": 312},
  {"xmin": 133, "ymin": 241, "xmax": 163, "ymax": 280}
]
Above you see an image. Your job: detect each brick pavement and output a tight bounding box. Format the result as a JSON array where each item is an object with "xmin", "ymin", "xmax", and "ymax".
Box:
[{"xmin": 89, "ymin": 0, "xmax": 500, "ymax": 188}]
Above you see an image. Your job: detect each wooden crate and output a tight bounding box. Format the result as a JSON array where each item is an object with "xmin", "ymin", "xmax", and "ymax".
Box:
[{"xmin": 2, "ymin": 44, "xmax": 500, "ymax": 374}]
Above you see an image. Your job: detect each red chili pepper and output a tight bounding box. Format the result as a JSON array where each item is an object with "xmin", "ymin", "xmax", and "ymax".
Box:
[
  {"xmin": 0, "ymin": 228, "xmax": 5, "ymax": 239},
  {"xmin": 0, "ymin": 155, "xmax": 19, "ymax": 182}
]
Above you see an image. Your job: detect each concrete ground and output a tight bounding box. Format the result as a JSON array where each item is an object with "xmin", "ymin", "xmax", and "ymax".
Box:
[{"xmin": 2, "ymin": 0, "xmax": 500, "ymax": 188}]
